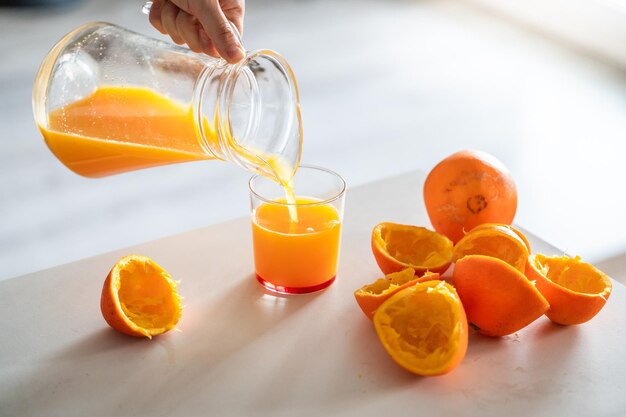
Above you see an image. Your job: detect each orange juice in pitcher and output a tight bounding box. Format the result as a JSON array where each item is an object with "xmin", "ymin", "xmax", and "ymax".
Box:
[{"xmin": 33, "ymin": 22, "xmax": 302, "ymax": 183}]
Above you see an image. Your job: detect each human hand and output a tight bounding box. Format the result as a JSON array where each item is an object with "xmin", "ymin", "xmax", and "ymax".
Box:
[{"xmin": 148, "ymin": 0, "xmax": 245, "ymax": 63}]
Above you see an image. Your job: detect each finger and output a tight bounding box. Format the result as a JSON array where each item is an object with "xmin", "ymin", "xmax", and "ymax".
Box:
[
  {"xmin": 168, "ymin": 0, "xmax": 194, "ymax": 13},
  {"xmin": 168, "ymin": 0, "xmax": 245, "ymax": 37},
  {"xmin": 176, "ymin": 11, "xmax": 203, "ymax": 53},
  {"xmin": 195, "ymin": 1, "xmax": 245, "ymax": 63},
  {"xmin": 161, "ymin": 1, "xmax": 185, "ymax": 45},
  {"xmin": 148, "ymin": 0, "xmax": 166, "ymax": 34},
  {"xmin": 221, "ymin": 0, "xmax": 245, "ymax": 37},
  {"xmin": 198, "ymin": 30, "xmax": 220, "ymax": 58}
]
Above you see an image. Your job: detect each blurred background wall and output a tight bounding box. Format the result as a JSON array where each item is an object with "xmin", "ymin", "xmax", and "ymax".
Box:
[{"xmin": 1, "ymin": 0, "xmax": 625, "ymax": 282}]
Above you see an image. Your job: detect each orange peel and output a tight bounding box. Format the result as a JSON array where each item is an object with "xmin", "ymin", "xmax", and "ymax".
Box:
[
  {"xmin": 526, "ymin": 254, "xmax": 612, "ymax": 325},
  {"xmin": 371, "ymin": 222, "xmax": 453, "ymax": 276},
  {"xmin": 373, "ymin": 280, "xmax": 468, "ymax": 376},
  {"xmin": 100, "ymin": 254, "xmax": 182, "ymax": 338}
]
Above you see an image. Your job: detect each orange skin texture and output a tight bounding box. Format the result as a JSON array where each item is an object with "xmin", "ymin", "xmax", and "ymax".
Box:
[
  {"xmin": 371, "ymin": 223, "xmax": 453, "ymax": 276},
  {"xmin": 354, "ymin": 271, "xmax": 441, "ymax": 320},
  {"xmin": 526, "ymin": 254, "xmax": 612, "ymax": 325},
  {"xmin": 452, "ymin": 224, "xmax": 529, "ymax": 273},
  {"xmin": 424, "ymin": 150, "xmax": 517, "ymax": 244},
  {"xmin": 453, "ymin": 255, "xmax": 549, "ymax": 337},
  {"xmin": 100, "ymin": 270, "xmax": 142, "ymax": 338},
  {"xmin": 373, "ymin": 280, "xmax": 468, "ymax": 376}
]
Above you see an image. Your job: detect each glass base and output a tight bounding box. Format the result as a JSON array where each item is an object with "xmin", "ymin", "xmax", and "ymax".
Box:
[{"xmin": 256, "ymin": 274, "xmax": 336, "ymax": 294}]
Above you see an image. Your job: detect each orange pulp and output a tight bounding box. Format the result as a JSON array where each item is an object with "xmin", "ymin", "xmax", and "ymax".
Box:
[
  {"xmin": 38, "ymin": 86, "xmax": 214, "ymax": 178},
  {"xmin": 252, "ymin": 197, "xmax": 341, "ymax": 293}
]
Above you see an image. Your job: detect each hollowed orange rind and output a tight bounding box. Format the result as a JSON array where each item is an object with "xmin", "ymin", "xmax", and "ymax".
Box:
[
  {"xmin": 101, "ymin": 254, "xmax": 182, "ymax": 338},
  {"xmin": 373, "ymin": 280, "xmax": 468, "ymax": 376},
  {"xmin": 468, "ymin": 223, "xmax": 531, "ymax": 253},
  {"xmin": 453, "ymin": 255, "xmax": 548, "ymax": 337},
  {"xmin": 526, "ymin": 254, "xmax": 612, "ymax": 325},
  {"xmin": 371, "ymin": 222, "xmax": 453, "ymax": 276},
  {"xmin": 453, "ymin": 224, "xmax": 529, "ymax": 272},
  {"xmin": 354, "ymin": 268, "xmax": 440, "ymax": 320}
]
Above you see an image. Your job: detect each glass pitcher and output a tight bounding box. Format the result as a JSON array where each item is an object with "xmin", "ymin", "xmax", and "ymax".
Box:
[{"xmin": 32, "ymin": 22, "xmax": 302, "ymax": 182}]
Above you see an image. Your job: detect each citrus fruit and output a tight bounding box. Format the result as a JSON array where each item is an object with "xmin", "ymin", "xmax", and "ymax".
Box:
[
  {"xmin": 526, "ymin": 254, "xmax": 612, "ymax": 325},
  {"xmin": 423, "ymin": 150, "xmax": 517, "ymax": 243},
  {"xmin": 373, "ymin": 280, "xmax": 468, "ymax": 376},
  {"xmin": 354, "ymin": 268, "xmax": 441, "ymax": 320},
  {"xmin": 452, "ymin": 224, "xmax": 529, "ymax": 272},
  {"xmin": 469, "ymin": 223, "xmax": 531, "ymax": 253},
  {"xmin": 100, "ymin": 254, "xmax": 182, "ymax": 339},
  {"xmin": 371, "ymin": 222, "xmax": 453, "ymax": 276},
  {"xmin": 453, "ymin": 255, "xmax": 548, "ymax": 337}
]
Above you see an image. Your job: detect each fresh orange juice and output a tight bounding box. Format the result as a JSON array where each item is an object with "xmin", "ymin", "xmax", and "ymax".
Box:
[
  {"xmin": 39, "ymin": 86, "xmax": 300, "ymax": 201},
  {"xmin": 38, "ymin": 86, "xmax": 214, "ymax": 178},
  {"xmin": 252, "ymin": 197, "xmax": 342, "ymax": 293}
]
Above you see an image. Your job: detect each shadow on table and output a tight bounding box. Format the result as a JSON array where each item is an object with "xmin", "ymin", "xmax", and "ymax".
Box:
[
  {"xmin": 3, "ymin": 273, "xmax": 326, "ymax": 416},
  {"xmin": 45, "ymin": 272, "xmax": 322, "ymax": 364},
  {"xmin": 51, "ymin": 327, "xmax": 147, "ymax": 360},
  {"xmin": 457, "ymin": 318, "xmax": 582, "ymax": 409}
]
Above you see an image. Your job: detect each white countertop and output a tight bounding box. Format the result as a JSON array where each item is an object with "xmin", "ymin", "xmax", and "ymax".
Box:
[{"xmin": 1, "ymin": 171, "xmax": 625, "ymax": 416}]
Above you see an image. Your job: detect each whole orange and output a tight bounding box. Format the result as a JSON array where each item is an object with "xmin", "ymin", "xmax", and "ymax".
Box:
[{"xmin": 423, "ymin": 150, "xmax": 517, "ymax": 243}]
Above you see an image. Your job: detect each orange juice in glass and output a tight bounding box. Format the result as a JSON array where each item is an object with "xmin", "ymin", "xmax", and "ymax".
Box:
[{"xmin": 249, "ymin": 166, "xmax": 346, "ymax": 294}]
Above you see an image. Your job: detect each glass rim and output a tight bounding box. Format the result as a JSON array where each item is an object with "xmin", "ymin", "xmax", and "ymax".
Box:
[{"xmin": 248, "ymin": 164, "xmax": 346, "ymax": 207}]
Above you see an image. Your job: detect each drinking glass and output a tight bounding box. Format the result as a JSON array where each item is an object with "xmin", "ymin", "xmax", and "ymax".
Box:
[{"xmin": 249, "ymin": 165, "xmax": 346, "ymax": 294}]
